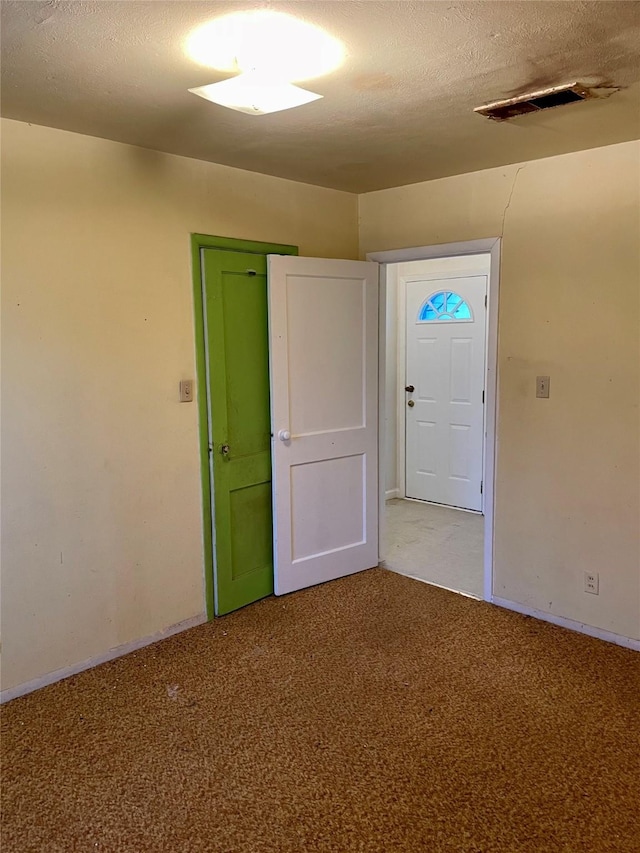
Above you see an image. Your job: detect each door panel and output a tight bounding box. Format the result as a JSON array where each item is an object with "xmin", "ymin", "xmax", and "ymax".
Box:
[
  {"xmin": 286, "ymin": 274, "xmax": 365, "ymax": 434},
  {"xmin": 450, "ymin": 338, "xmax": 472, "ymax": 402},
  {"xmin": 405, "ymin": 274, "xmax": 486, "ymax": 511},
  {"xmin": 203, "ymin": 249, "xmax": 273, "ymax": 614},
  {"xmin": 290, "ymin": 454, "xmax": 365, "ymax": 560},
  {"xmin": 268, "ymin": 256, "xmax": 379, "ymax": 596},
  {"xmin": 417, "ymin": 421, "xmax": 437, "ymax": 474}
]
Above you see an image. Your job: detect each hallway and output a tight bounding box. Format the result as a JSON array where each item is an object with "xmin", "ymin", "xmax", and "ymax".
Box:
[{"xmin": 385, "ymin": 498, "xmax": 484, "ymax": 598}]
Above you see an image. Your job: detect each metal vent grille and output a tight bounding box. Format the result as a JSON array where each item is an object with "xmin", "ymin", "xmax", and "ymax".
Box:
[{"xmin": 475, "ymin": 83, "xmax": 600, "ymax": 121}]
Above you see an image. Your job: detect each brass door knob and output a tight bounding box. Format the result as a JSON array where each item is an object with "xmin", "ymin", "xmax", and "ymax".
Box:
[{"xmin": 407, "ymin": 400, "xmax": 415, "ymax": 408}]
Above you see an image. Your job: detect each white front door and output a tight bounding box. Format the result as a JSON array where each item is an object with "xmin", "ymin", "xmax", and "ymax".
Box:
[
  {"xmin": 404, "ymin": 274, "xmax": 487, "ymax": 511},
  {"xmin": 268, "ymin": 255, "xmax": 379, "ymax": 595}
]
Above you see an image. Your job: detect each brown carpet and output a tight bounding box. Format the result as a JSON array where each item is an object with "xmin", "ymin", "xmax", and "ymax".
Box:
[{"xmin": 2, "ymin": 569, "xmax": 639, "ymax": 853}]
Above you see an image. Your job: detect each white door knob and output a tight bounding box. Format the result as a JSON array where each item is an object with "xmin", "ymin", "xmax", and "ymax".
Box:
[{"xmin": 278, "ymin": 430, "xmax": 291, "ymax": 442}]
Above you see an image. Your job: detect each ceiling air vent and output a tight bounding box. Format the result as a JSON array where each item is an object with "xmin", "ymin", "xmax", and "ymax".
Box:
[{"xmin": 475, "ymin": 82, "xmax": 615, "ymax": 121}]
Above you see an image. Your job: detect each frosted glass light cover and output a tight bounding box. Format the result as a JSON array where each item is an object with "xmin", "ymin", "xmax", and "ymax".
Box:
[{"xmin": 189, "ymin": 74, "xmax": 322, "ymax": 115}]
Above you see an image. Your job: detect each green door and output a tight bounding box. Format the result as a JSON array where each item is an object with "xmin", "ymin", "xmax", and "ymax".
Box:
[{"xmin": 202, "ymin": 249, "xmax": 274, "ymax": 615}]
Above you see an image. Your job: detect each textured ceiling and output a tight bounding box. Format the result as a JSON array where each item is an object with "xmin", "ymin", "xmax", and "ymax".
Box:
[{"xmin": 1, "ymin": 0, "xmax": 639, "ymax": 192}]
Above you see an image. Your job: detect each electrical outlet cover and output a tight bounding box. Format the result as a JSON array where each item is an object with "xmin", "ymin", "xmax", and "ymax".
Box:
[{"xmin": 584, "ymin": 572, "xmax": 599, "ymax": 594}]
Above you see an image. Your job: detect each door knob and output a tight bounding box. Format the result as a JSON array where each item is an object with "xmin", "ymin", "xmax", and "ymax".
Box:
[
  {"xmin": 278, "ymin": 430, "xmax": 291, "ymax": 442},
  {"xmin": 405, "ymin": 385, "xmax": 415, "ymax": 393},
  {"xmin": 407, "ymin": 400, "xmax": 415, "ymax": 408},
  {"xmin": 221, "ymin": 444, "xmax": 230, "ymax": 456}
]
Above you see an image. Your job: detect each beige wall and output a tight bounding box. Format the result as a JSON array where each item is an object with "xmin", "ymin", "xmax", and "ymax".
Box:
[
  {"xmin": 2, "ymin": 120, "xmax": 638, "ymax": 696},
  {"xmin": 361, "ymin": 140, "xmax": 640, "ymax": 641},
  {"xmin": 1, "ymin": 118, "xmax": 358, "ymax": 692}
]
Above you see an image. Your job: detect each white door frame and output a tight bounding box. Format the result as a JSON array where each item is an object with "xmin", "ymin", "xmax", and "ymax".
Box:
[{"xmin": 367, "ymin": 238, "xmax": 501, "ymax": 602}]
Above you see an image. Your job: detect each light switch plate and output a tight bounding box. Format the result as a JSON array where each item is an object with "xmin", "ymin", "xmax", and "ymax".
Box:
[
  {"xmin": 536, "ymin": 376, "xmax": 550, "ymax": 398},
  {"xmin": 179, "ymin": 380, "xmax": 194, "ymax": 402}
]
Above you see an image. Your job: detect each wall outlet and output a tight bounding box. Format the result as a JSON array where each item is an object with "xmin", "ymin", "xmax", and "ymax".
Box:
[
  {"xmin": 179, "ymin": 379, "xmax": 194, "ymax": 402},
  {"xmin": 584, "ymin": 572, "xmax": 599, "ymax": 595}
]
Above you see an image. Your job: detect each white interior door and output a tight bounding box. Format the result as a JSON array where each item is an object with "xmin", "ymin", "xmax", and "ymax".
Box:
[
  {"xmin": 268, "ymin": 255, "xmax": 379, "ymax": 595},
  {"xmin": 404, "ymin": 274, "xmax": 487, "ymax": 511}
]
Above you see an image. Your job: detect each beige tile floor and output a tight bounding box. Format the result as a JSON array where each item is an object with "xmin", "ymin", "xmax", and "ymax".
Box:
[{"xmin": 384, "ymin": 498, "xmax": 484, "ymax": 598}]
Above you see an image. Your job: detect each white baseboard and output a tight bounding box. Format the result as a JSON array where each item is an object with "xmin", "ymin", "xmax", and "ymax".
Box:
[
  {"xmin": 385, "ymin": 489, "xmax": 400, "ymax": 500},
  {"xmin": 492, "ymin": 596, "xmax": 640, "ymax": 651},
  {"xmin": 0, "ymin": 612, "xmax": 208, "ymax": 704}
]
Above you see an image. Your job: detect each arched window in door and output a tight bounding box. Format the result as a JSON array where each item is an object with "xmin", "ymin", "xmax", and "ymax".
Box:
[{"xmin": 417, "ymin": 290, "xmax": 473, "ymax": 322}]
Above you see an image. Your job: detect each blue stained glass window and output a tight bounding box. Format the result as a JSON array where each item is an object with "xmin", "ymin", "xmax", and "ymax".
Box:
[
  {"xmin": 430, "ymin": 292, "xmax": 447, "ymax": 312},
  {"xmin": 418, "ymin": 290, "xmax": 473, "ymax": 323},
  {"xmin": 421, "ymin": 303, "xmax": 439, "ymax": 320},
  {"xmin": 445, "ymin": 292, "xmax": 462, "ymax": 312},
  {"xmin": 453, "ymin": 301, "xmax": 471, "ymax": 320}
]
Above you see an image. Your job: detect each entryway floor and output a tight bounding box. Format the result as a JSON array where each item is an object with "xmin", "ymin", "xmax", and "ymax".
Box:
[{"xmin": 384, "ymin": 498, "xmax": 483, "ymax": 598}]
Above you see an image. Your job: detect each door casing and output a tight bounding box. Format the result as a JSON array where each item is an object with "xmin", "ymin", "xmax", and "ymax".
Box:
[
  {"xmin": 191, "ymin": 234, "xmax": 298, "ymax": 619},
  {"xmin": 368, "ymin": 238, "xmax": 501, "ymax": 603}
]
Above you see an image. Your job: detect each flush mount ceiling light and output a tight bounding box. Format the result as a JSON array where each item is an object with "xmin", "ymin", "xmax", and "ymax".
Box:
[
  {"xmin": 186, "ymin": 10, "xmax": 344, "ymax": 82},
  {"xmin": 186, "ymin": 10, "xmax": 344, "ymax": 115},
  {"xmin": 189, "ymin": 72, "xmax": 322, "ymax": 116}
]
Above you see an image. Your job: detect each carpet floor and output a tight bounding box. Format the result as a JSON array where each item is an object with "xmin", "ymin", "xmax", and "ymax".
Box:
[{"xmin": 2, "ymin": 568, "xmax": 639, "ymax": 853}]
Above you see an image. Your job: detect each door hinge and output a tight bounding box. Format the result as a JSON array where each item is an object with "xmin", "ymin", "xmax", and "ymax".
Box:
[
  {"xmin": 480, "ymin": 480, "xmax": 483, "ymax": 495},
  {"xmin": 482, "ymin": 390, "xmax": 485, "ymax": 404},
  {"xmin": 484, "ymin": 294, "xmax": 488, "ymax": 308}
]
